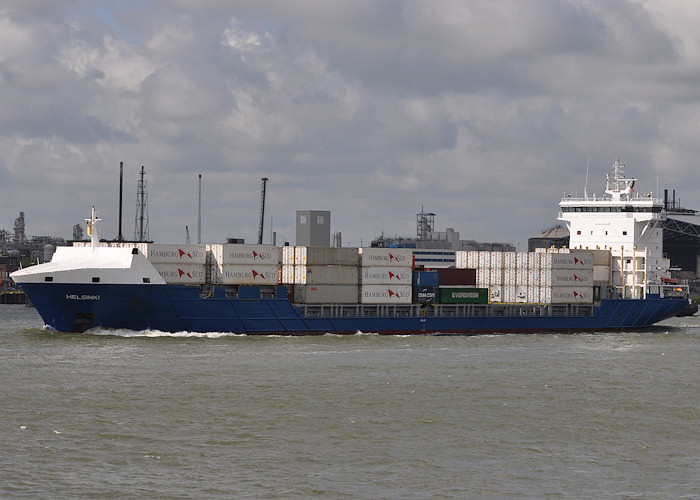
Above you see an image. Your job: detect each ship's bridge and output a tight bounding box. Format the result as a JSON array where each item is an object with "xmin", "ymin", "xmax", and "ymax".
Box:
[
  {"xmin": 555, "ymin": 160, "xmax": 700, "ymax": 291},
  {"xmin": 557, "ymin": 160, "xmax": 670, "ymax": 299},
  {"xmin": 559, "ymin": 198, "xmax": 663, "ymax": 213}
]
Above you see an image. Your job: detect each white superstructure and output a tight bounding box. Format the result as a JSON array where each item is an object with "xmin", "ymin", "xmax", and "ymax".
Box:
[
  {"xmin": 558, "ymin": 159, "xmax": 670, "ymax": 299},
  {"xmin": 11, "ymin": 206, "xmax": 165, "ymax": 286}
]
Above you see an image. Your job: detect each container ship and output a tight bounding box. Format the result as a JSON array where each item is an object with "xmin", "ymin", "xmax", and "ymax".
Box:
[{"xmin": 11, "ymin": 161, "xmax": 689, "ymax": 334}]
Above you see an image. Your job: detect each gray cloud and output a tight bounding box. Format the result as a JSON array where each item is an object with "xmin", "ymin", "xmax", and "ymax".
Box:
[{"xmin": 2, "ymin": 0, "xmax": 700, "ymax": 249}]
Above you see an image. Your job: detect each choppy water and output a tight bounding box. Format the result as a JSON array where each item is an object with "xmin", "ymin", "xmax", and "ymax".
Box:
[{"xmin": 2, "ymin": 304, "xmax": 699, "ymax": 499}]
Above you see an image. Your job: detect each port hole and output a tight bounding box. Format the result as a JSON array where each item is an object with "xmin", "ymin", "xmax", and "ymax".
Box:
[{"xmin": 44, "ymin": 276, "xmax": 53, "ymax": 282}]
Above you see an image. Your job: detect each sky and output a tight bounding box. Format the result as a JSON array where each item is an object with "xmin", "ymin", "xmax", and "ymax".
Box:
[{"xmin": 2, "ymin": 0, "xmax": 700, "ymax": 250}]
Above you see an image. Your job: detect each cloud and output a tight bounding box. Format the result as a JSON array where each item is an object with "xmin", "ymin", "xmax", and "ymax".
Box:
[{"xmin": 2, "ymin": 0, "xmax": 700, "ymax": 250}]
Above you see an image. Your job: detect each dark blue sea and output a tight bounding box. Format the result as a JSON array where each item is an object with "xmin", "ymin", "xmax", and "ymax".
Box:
[{"xmin": 2, "ymin": 304, "xmax": 699, "ymax": 499}]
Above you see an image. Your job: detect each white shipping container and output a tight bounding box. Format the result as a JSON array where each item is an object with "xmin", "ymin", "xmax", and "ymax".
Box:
[
  {"xmin": 540, "ymin": 287, "xmax": 552, "ymax": 304},
  {"xmin": 282, "ymin": 265, "xmax": 295, "ymax": 284},
  {"xmin": 295, "ymin": 265, "xmax": 359, "ymax": 285},
  {"xmin": 503, "ymin": 268, "xmax": 517, "ymax": 286},
  {"xmin": 147, "ymin": 244, "xmax": 207, "ymax": 264},
  {"xmin": 293, "ymin": 285, "xmax": 359, "ymax": 304},
  {"xmin": 550, "ymin": 286, "xmax": 594, "ymax": 304},
  {"xmin": 221, "ymin": 265, "xmax": 279, "ymax": 285},
  {"xmin": 283, "ymin": 246, "xmax": 295, "ymax": 265},
  {"xmin": 466, "ymin": 251, "xmax": 480, "ymax": 268},
  {"xmin": 544, "ymin": 247, "xmax": 569, "ymax": 253},
  {"xmin": 478, "ymin": 251, "xmax": 491, "ymax": 269},
  {"xmin": 296, "ymin": 246, "xmax": 360, "ymax": 266},
  {"xmin": 220, "ymin": 244, "xmax": 280, "ymax": 265},
  {"xmin": 515, "ymin": 285, "xmax": 528, "ymax": 303},
  {"xmin": 360, "ymin": 266, "xmax": 412, "ymax": 285},
  {"xmin": 489, "ymin": 267, "xmax": 503, "ymax": 286},
  {"xmin": 527, "ymin": 286, "xmax": 540, "ymax": 303},
  {"xmin": 477, "ymin": 268, "xmax": 490, "ymax": 286},
  {"xmin": 540, "ymin": 268, "xmax": 551, "ymax": 286},
  {"xmin": 489, "ymin": 286, "xmax": 503, "ymax": 303},
  {"xmin": 152, "ymin": 263, "xmax": 207, "ymax": 284},
  {"xmin": 360, "ymin": 284, "xmax": 413, "ymax": 304},
  {"xmin": 550, "ymin": 252, "xmax": 594, "ymax": 270},
  {"xmin": 528, "ymin": 252, "xmax": 541, "ymax": 269},
  {"xmin": 528, "ymin": 269, "xmax": 540, "ymax": 286},
  {"xmin": 549, "ymin": 269, "xmax": 594, "ymax": 287},
  {"xmin": 503, "ymin": 252, "xmax": 517, "ymax": 269},
  {"xmin": 490, "ymin": 252, "xmax": 504, "ymax": 268},
  {"xmin": 503, "ymin": 285, "xmax": 516, "ymax": 303},
  {"xmin": 593, "ymin": 265, "xmax": 610, "ymax": 283},
  {"xmin": 358, "ymin": 248, "xmax": 412, "ymax": 267},
  {"xmin": 455, "ymin": 251, "xmax": 468, "ymax": 269},
  {"xmin": 576, "ymin": 249, "xmax": 611, "ymax": 266},
  {"xmin": 516, "ymin": 268, "xmax": 528, "ymax": 286},
  {"xmin": 516, "ymin": 252, "xmax": 529, "ymax": 269}
]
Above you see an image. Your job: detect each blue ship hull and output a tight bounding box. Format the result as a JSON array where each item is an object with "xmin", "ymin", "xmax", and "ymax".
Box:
[{"xmin": 18, "ymin": 283, "xmax": 688, "ymax": 335}]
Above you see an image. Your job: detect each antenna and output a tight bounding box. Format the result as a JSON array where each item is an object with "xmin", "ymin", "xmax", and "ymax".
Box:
[
  {"xmin": 258, "ymin": 177, "xmax": 269, "ymax": 245},
  {"xmin": 584, "ymin": 156, "xmax": 590, "ymax": 201},
  {"xmin": 134, "ymin": 166, "xmax": 149, "ymax": 242},
  {"xmin": 118, "ymin": 161, "xmax": 124, "ymax": 241},
  {"xmin": 197, "ymin": 174, "xmax": 202, "ymax": 244}
]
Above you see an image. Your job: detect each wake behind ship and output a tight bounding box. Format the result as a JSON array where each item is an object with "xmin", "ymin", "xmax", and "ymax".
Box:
[{"xmin": 11, "ymin": 161, "xmax": 689, "ymax": 334}]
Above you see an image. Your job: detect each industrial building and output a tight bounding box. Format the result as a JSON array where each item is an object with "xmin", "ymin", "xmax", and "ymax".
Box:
[
  {"xmin": 296, "ymin": 210, "xmax": 331, "ymax": 247},
  {"xmin": 1, "ymin": 211, "xmax": 68, "ymax": 265},
  {"xmin": 369, "ymin": 210, "xmax": 515, "ymax": 268}
]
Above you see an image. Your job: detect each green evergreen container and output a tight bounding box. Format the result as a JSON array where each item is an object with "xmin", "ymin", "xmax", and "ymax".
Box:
[{"xmin": 439, "ymin": 287, "xmax": 489, "ymax": 304}]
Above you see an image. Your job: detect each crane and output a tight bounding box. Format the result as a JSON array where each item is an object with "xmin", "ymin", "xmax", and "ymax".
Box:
[{"xmin": 257, "ymin": 177, "xmax": 269, "ymax": 245}]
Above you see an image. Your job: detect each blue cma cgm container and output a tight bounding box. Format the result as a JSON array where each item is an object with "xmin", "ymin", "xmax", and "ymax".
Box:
[
  {"xmin": 413, "ymin": 270, "xmax": 439, "ymax": 287},
  {"xmin": 413, "ymin": 286, "xmax": 439, "ymax": 304}
]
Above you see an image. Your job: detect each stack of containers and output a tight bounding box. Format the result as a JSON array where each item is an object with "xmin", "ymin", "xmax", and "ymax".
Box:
[
  {"xmin": 146, "ymin": 244, "xmax": 207, "ymax": 284},
  {"xmin": 282, "ymin": 246, "xmax": 296, "ymax": 284},
  {"xmin": 499, "ymin": 251, "xmax": 522, "ymax": 303},
  {"xmin": 512, "ymin": 252, "xmax": 530, "ymax": 302},
  {"xmin": 457, "ymin": 248, "xmax": 596, "ymax": 305},
  {"xmin": 437, "ymin": 266, "xmax": 486, "ymax": 304},
  {"xmin": 208, "ymin": 244, "xmax": 281, "ymax": 285},
  {"xmin": 412, "ymin": 270, "xmax": 440, "ymax": 304},
  {"xmin": 461, "ymin": 250, "xmax": 499, "ymax": 302},
  {"xmin": 541, "ymin": 251, "xmax": 594, "ymax": 303},
  {"xmin": 288, "ymin": 247, "xmax": 360, "ymax": 303},
  {"xmin": 359, "ymin": 248, "xmax": 413, "ymax": 304},
  {"xmin": 583, "ymin": 249, "xmax": 612, "ymax": 287}
]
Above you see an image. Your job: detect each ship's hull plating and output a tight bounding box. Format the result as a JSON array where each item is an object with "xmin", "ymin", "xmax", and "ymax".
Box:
[{"xmin": 17, "ymin": 283, "xmax": 688, "ymax": 335}]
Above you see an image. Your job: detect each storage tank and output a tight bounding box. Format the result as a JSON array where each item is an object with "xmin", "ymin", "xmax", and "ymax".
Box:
[{"xmin": 43, "ymin": 244, "xmax": 56, "ymax": 262}]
